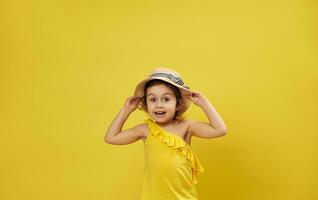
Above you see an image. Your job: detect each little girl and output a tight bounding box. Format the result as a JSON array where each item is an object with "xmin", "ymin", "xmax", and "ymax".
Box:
[{"xmin": 105, "ymin": 67, "xmax": 227, "ymax": 200}]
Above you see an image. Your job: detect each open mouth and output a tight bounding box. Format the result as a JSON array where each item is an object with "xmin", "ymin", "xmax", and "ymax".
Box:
[{"xmin": 154, "ymin": 111, "xmax": 166, "ymax": 116}]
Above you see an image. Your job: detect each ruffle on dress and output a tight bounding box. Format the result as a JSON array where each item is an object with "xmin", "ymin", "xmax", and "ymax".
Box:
[{"xmin": 145, "ymin": 118, "xmax": 205, "ymax": 184}]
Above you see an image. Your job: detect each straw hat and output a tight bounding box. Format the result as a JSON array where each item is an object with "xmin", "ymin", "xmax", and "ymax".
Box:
[{"xmin": 134, "ymin": 67, "xmax": 192, "ymax": 116}]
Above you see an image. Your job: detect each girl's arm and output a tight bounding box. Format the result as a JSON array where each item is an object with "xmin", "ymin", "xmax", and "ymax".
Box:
[
  {"xmin": 104, "ymin": 96, "xmax": 145, "ymax": 145},
  {"xmin": 187, "ymin": 92, "xmax": 228, "ymax": 139}
]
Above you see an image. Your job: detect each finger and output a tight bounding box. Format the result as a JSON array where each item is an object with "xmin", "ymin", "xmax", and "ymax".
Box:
[
  {"xmin": 131, "ymin": 98, "xmax": 139, "ymax": 102},
  {"xmin": 130, "ymin": 96, "xmax": 138, "ymax": 101},
  {"xmin": 134, "ymin": 98, "xmax": 141, "ymax": 103},
  {"xmin": 186, "ymin": 95, "xmax": 193, "ymax": 100}
]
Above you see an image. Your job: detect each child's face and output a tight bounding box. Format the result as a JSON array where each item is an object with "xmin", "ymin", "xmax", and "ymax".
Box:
[{"xmin": 146, "ymin": 84, "xmax": 178, "ymax": 124}]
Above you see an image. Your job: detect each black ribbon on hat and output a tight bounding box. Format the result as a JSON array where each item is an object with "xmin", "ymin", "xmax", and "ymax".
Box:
[{"xmin": 150, "ymin": 72, "xmax": 190, "ymax": 89}]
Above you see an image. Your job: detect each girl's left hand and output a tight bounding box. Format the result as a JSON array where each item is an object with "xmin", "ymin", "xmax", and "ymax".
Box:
[{"xmin": 186, "ymin": 91, "xmax": 209, "ymax": 107}]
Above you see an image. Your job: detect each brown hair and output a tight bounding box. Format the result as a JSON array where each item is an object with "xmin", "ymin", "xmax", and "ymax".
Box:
[{"xmin": 138, "ymin": 79, "xmax": 185, "ymax": 120}]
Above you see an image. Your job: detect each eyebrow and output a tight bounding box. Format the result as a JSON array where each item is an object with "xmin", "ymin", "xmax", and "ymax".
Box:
[{"xmin": 147, "ymin": 93, "xmax": 173, "ymax": 97}]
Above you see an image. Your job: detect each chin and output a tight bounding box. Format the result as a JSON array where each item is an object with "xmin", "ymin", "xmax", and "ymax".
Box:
[
  {"xmin": 156, "ymin": 118, "xmax": 168, "ymax": 122},
  {"xmin": 155, "ymin": 117, "xmax": 174, "ymax": 123}
]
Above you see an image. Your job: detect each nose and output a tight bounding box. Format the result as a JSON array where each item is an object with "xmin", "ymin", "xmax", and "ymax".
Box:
[{"xmin": 155, "ymin": 100, "xmax": 164, "ymax": 107}]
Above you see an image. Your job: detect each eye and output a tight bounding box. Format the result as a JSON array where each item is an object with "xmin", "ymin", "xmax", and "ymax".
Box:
[
  {"xmin": 149, "ymin": 98, "xmax": 156, "ymax": 102},
  {"xmin": 163, "ymin": 97, "xmax": 170, "ymax": 102}
]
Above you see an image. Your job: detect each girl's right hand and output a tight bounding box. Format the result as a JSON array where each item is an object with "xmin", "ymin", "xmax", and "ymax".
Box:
[{"xmin": 123, "ymin": 96, "xmax": 141, "ymax": 113}]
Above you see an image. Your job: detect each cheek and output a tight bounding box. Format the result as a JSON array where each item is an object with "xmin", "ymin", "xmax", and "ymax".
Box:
[
  {"xmin": 168, "ymin": 101, "xmax": 177, "ymax": 109},
  {"xmin": 146, "ymin": 102, "xmax": 155, "ymax": 109}
]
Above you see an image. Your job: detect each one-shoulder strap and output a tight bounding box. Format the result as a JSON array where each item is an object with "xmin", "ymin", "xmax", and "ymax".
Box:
[{"xmin": 144, "ymin": 118, "xmax": 161, "ymax": 136}]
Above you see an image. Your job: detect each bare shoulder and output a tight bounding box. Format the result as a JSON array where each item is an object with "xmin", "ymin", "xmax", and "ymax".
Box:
[
  {"xmin": 183, "ymin": 119, "xmax": 196, "ymax": 124},
  {"xmin": 185, "ymin": 119, "xmax": 227, "ymax": 139},
  {"xmin": 181, "ymin": 119, "xmax": 196, "ymax": 132},
  {"xmin": 171, "ymin": 118, "xmax": 195, "ymax": 135},
  {"xmin": 180, "ymin": 118, "xmax": 196, "ymax": 128},
  {"xmin": 176, "ymin": 119, "xmax": 196, "ymax": 144}
]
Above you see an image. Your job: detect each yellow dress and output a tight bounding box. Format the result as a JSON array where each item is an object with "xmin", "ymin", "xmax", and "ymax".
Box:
[{"xmin": 140, "ymin": 118, "xmax": 205, "ymax": 200}]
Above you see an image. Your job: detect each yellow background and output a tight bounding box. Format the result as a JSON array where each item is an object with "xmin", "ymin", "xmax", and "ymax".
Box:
[{"xmin": 1, "ymin": 0, "xmax": 317, "ymax": 200}]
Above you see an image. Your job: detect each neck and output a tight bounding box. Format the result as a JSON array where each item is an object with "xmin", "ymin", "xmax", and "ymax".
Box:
[{"xmin": 155, "ymin": 119, "xmax": 179, "ymax": 127}]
